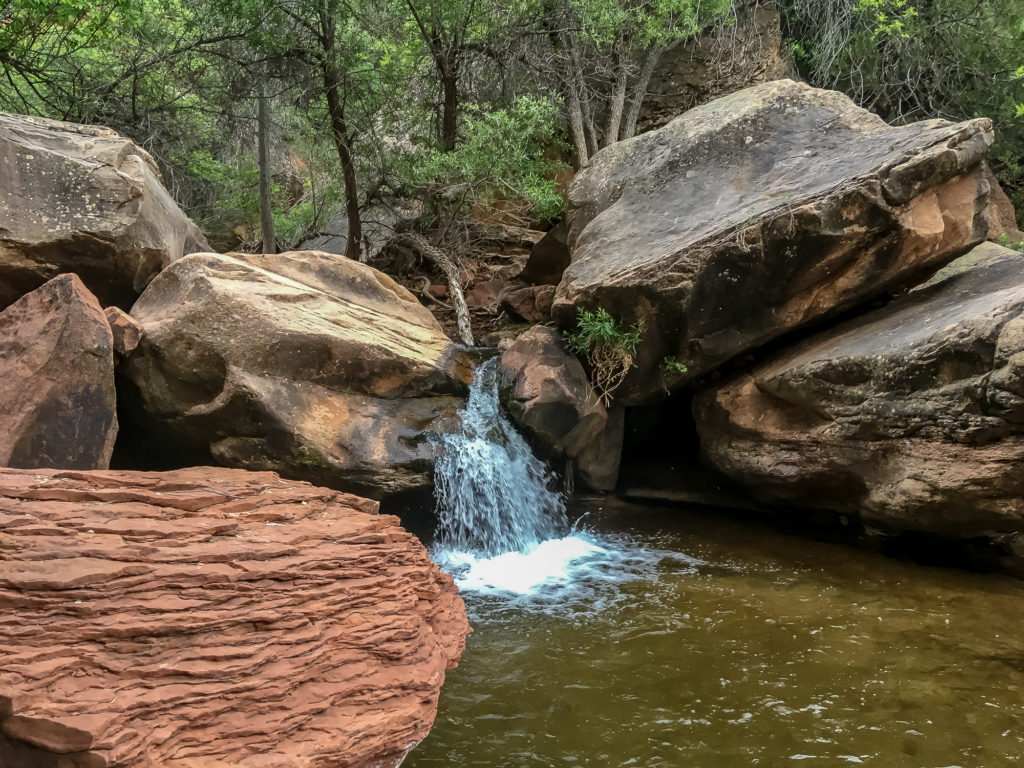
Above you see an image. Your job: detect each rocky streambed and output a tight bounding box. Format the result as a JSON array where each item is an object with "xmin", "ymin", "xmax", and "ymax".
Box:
[{"xmin": 3, "ymin": 75, "xmax": 1024, "ymax": 765}]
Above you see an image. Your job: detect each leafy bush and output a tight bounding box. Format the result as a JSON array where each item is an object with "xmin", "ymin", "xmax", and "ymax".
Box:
[
  {"xmin": 403, "ymin": 95, "xmax": 567, "ymax": 226},
  {"xmin": 998, "ymin": 233, "xmax": 1024, "ymax": 253},
  {"xmin": 661, "ymin": 356, "xmax": 689, "ymax": 375}
]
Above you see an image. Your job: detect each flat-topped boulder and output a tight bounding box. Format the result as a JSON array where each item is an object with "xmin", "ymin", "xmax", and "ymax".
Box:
[
  {"xmin": 0, "ymin": 274, "xmax": 117, "ymax": 469},
  {"xmin": 0, "ymin": 112, "xmax": 209, "ymax": 310},
  {"xmin": 0, "ymin": 466, "xmax": 469, "ymax": 768},
  {"xmin": 695, "ymin": 243, "xmax": 1024, "ymax": 554},
  {"xmin": 555, "ymin": 79, "xmax": 994, "ymax": 403},
  {"xmin": 121, "ymin": 250, "xmax": 471, "ymax": 497}
]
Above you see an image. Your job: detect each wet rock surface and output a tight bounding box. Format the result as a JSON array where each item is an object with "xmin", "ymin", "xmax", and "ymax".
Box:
[
  {"xmin": 0, "ymin": 274, "xmax": 117, "ymax": 470},
  {"xmin": 498, "ymin": 326, "xmax": 622, "ymax": 491},
  {"xmin": 0, "ymin": 113, "xmax": 209, "ymax": 310},
  {"xmin": 0, "ymin": 466, "xmax": 469, "ymax": 768},
  {"xmin": 122, "ymin": 250, "xmax": 471, "ymax": 498},
  {"xmin": 695, "ymin": 243, "xmax": 1024, "ymax": 550},
  {"xmin": 556, "ymin": 79, "xmax": 994, "ymax": 403}
]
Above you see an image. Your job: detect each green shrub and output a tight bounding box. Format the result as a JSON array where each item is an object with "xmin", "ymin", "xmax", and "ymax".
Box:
[{"xmin": 565, "ymin": 307, "xmax": 643, "ymax": 405}]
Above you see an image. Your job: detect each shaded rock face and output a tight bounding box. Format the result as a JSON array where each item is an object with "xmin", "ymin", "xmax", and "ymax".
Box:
[
  {"xmin": 556, "ymin": 79, "xmax": 994, "ymax": 404},
  {"xmin": 498, "ymin": 326, "xmax": 622, "ymax": 491},
  {"xmin": 0, "ymin": 466, "xmax": 469, "ymax": 768},
  {"xmin": 637, "ymin": 0, "xmax": 793, "ymax": 134},
  {"xmin": 122, "ymin": 250, "xmax": 471, "ymax": 498},
  {"xmin": 0, "ymin": 274, "xmax": 117, "ymax": 469},
  {"xmin": 695, "ymin": 243, "xmax": 1024, "ymax": 549},
  {"xmin": 0, "ymin": 113, "xmax": 210, "ymax": 310},
  {"xmin": 518, "ymin": 221, "xmax": 570, "ymax": 285}
]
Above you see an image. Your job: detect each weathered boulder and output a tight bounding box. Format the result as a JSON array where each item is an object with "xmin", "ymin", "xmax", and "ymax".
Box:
[
  {"xmin": 555, "ymin": 79, "xmax": 994, "ymax": 404},
  {"xmin": 498, "ymin": 326, "xmax": 622, "ymax": 490},
  {"xmin": 518, "ymin": 221, "xmax": 571, "ymax": 285},
  {"xmin": 0, "ymin": 466, "xmax": 469, "ymax": 768},
  {"xmin": 499, "ymin": 284, "xmax": 556, "ymax": 323},
  {"xmin": 0, "ymin": 113, "xmax": 210, "ymax": 310},
  {"xmin": 695, "ymin": 242, "xmax": 1024, "ymax": 550},
  {"xmin": 121, "ymin": 250, "xmax": 471, "ymax": 498},
  {"xmin": 0, "ymin": 274, "xmax": 117, "ymax": 469},
  {"xmin": 103, "ymin": 306, "xmax": 143, "ymax": 357}
]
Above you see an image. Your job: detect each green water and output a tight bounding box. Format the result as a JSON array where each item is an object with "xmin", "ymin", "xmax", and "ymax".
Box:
[{"xmin": 407, "ymin": 501, "xmax": 1024, "ymax": 767}]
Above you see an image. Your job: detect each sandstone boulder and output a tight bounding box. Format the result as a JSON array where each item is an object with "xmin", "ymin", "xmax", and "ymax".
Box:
[
  {"xmin": 0, "ymin": 113, "xmax": 210, "ymax": 310},
  {"xmin": 555, "ymin": 79, "xmax": 994, "ymax": 403},
  {"xmin": 0, "ymin": 274, "xmax": 117, "ymax": 469},
  {"xmin": 695, "ymin": 242, "xmax": 1024, "ymax": 550},
  {"xmin": 0, "ymin": 466, "xmax": 469, "ymax": 768},
  {"xmin": 121, "ymin": 250, "xmax": 471, "ymax": 498},
  {"xmin": 499, "ymin": 326, "xmax": 622, "ymax": 490}
]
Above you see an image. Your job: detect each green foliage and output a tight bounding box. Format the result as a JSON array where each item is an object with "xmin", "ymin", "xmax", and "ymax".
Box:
[
  {"xmin": 565, "ymin": 307, "xmax": 643, "ymax": 356},
  {"xmin": 403, "ymin": 96, "xmax": 567, "ymax": 224},
  {"xmin": 661, "ymin": 356, "xmax": 688, "ymax": 375},
  {"xmin": 998, "ymin": 233, "xmax": 1024, "ymax": 253},
  {"xmin": 781, "ymin": 0, "xmax": 1024, "ymax": 225}
]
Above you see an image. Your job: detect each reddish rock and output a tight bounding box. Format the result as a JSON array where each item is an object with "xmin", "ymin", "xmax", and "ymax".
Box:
[
  {"xmin": 0, "ymin": 274, "xmax": 117, "ymax": 470},
  {"xmin": 103, "ymin": 307, "xmax": 144, "ymax": 357},
  {"xmin": 465, "ymin": 279, "xmax": 511, "ymax": 310},
  {"xmin": 0, "ymin": 466, "xmax": 469, "ymax": 768},
  {"xmin": 499, "ymin": 285, "xmax": 556, "ymax": 323}
]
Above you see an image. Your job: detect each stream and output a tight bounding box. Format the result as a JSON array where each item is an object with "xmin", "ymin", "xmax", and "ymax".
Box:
[{"xmin": 409, "ymin": 360, "xmax": 1024, "ymax": 767}]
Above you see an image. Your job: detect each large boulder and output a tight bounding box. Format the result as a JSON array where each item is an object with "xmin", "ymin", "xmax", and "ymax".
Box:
[
  {"xmin": 121, "ymin": 250, "xmax": 471, "ymax": 498},
  {"xmin": 0, "ymin": 113, "xmax": 210, "ymax": 310},
  {"xmin": 695, "ymin": 242, "xmax": 1024, "ymax": 552},
  {"xmin": 555, "ymin": 79, "xmax": 994, "ymax": 403},
  {"xmin": 0, "ymin": 274, "xmax": 117, "ymax": 469},
  {"xmin": 498, "ymin": 326, "xmax": 622, "ymax": 490},
  {"xmin": 0, "ymin": 466, "xmax": 469, "ymax": 768}
]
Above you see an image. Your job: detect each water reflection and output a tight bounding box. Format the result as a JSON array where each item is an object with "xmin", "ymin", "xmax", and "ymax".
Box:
[{"xmin": 410, "ymin": 501, "xmax": 1024, "ymax": 767}]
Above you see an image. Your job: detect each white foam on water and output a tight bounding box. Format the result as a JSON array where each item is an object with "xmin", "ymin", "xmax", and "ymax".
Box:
[{"xmin": 437, "ymin": 535, "xmax": 605, "ymax": 595}]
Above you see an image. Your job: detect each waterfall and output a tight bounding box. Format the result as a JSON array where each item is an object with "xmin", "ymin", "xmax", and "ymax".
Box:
[{"xmin": 433, "ymin": 357, "xmax": 568, "ymax": 556}]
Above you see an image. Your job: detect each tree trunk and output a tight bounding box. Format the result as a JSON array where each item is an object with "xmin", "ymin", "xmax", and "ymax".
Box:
[
  {"xmin": 622, "ymin": 44, "xmax": 667, "ymax": 141},
  {"xmin": 440, "ymin": 61, "xmax": 458, "ymax": 152},
  {"xmin": 604, "ymin": 44, "xmax": 628, "ymax": 148},
  {"xmin": 256, "ymin": 76, "xmax": 275, "ymax": 254},
  {"xmin": 322, "ymin": 59, "xmax": 362, "ymax": 261},
  {"xmin": 566, "ymin": 85, "xmax": 589, "ymax": 168},
  {"xmin": 393, "ymin": 233, "xmax": 474, "ymax": 346}
]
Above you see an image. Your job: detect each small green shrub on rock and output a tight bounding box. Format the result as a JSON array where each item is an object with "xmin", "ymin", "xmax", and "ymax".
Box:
[{"xmin": 565, "ymin": 307, "xmax": 643, "ymax": 406}]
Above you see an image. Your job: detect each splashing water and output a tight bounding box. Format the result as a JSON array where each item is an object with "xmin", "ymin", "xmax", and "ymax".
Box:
[
  {"xmin": 433, "ymin": 357, "xmax": 568, "ymax": 556},
  {"xmin": 431, "ymin": 358, "xmax": 676, "ymax": 597}
]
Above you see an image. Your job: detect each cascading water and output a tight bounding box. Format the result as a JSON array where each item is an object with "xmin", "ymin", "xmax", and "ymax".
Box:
[
  {"xmin": 431, "ymin": 357, "xmax": 647, "ymax": 596},
  {"xmin": 433, "ymin": 357, "xmax": 568, "ymax": 556}
]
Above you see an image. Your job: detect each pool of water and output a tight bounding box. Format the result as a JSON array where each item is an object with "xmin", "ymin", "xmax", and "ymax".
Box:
[{"xmin": 408, "ymin": 500, "xmax": 1024, "ymax": 767}]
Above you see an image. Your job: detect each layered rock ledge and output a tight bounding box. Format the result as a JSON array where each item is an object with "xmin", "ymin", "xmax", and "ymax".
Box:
[
  {"xmin": 695, "ymin": 243, "xmax": 1024, "ymax": 556},
  {"xmin": 0, "ymin": 467, "xmax": 469, "ymax": 768}
]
